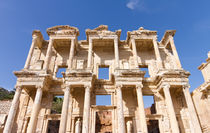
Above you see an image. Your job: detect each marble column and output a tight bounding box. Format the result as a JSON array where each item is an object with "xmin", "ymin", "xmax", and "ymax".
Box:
[
  {"xmin": 182, "ymin": 84, "xmax": 202, "ymax": 133},
  {"xmin": 131, "ymin": 38, "xmax": 139, "ymax": 68},
  {"xmin": 169, "ymin": 36, "xmax": 182, "ymax": 69},
  {"xmin": 153, "ymin": 38, "xmax": 163, "ymax": 68},
  {"xmin": 114, "ymin": 38, "xmax": 120, "ymax": 68},
  {"xmin": 163, "ymin": 84, "xmax": 180, "ymax": 133},
  {"xmin": 43, "ymin": 38, "xmax": 54, "ymax": 70},
  {"xmin": 75, "ymin": 118, "xmax": 81, "ymax": 133},
  {"xmin": 27, "ymin": 87, "xmax": 43, "ymax": 133},
  {"xmin": 3, "ymin": 86, "xmax": 22, "ymax": 133},
  {"xmin": 136, "ymin": 84, "xmax": 148, "ymax": 133},
  {"xmin": 82, "ymin": 85, "xmax": 91, "ymax": 133},
  {"xmin": 87, "ymin": 38, "xmax": 93, "ymax": 68},
  {"xmin": 24, "ymin": 36, "xmax": 38, "ymax": 69},
  {"xmin": 116, "ymin": 84, "xmax": 125, "ymax": 133},
  {"xmin": 68, "ymin": 39, "xmax": 75, "ymax": 70},
  {"xmin": 59, "ymin": 86, "xmax": 71, "ymax": 133}
]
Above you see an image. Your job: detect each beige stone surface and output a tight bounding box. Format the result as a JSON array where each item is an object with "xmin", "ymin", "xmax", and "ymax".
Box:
[
  {"xmin": 192, "ymin": 51, "xmax": 210, "ymax": 133},
  {"xmin": 1, "ymin": 25, "xmax": 207, "ymax": 133}
]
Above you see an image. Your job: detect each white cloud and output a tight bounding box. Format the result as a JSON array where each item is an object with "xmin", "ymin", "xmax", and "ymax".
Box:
[
  {"xmin": 126, "ymin": 0, "xmax": 139, "ymax": 10},
  {"xmin": 126, "ymin": 0, "xmax": 148, "ymax": 12}
]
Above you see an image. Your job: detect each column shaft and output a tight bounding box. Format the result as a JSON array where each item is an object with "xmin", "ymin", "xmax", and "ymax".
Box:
[
  {"xmin": 116, "ymin": 85, "xmax": 125, "ymax": 133},
  {"xmin": 27, "ymin": 87, "xmax": 43, "ymax": 133},
  {"xmin": 153, "ymin": 39, "xmax": 163, "ymax": 68},
  {"xmin": 169, "ymin": 36, "xmax": 182, "ymax": 69},
  {"xmin": 163, "ymin": 84, "xmax": 180, "ymax": 133},
  {"xmin": 68, "ymin": 39, "xmax": 75, "ymax": 70},
  {"xmin": 131, "ymin": 39, "xmax": 139, "ymax": 68},
  {"xmin": 183, "ymin": 85, "xmax": 202, "ymax": 133},
  {"xmin": 114, "ymin": 38, "xmax": 120, "ymax": 68},
  {"xmin": 3, "ymin": 87, "xmax": 22, "ymax": 133},
  {"xmin": 82, "ymin": 85, "xmax": 91, "ymax": 133},
  {"xmin": 136, "ymin": 85, "xmax": 148, "ymax": 133},
  {"xmin": 87, "ymin": 39, "xmax": 93, "ymax": 68},
  {"xmin": 59, "ymin": 86, "xmax": 71, "ymax": 133},
  {"xmin": 24, "ymin": 38, "xmax": 37, "ymax": 69},
  {"xmin": 43, "ymin": 39, "xmax": 53, "ymax": 70}
]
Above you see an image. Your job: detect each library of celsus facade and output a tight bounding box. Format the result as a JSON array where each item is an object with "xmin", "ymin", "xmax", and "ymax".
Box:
[{"xmin": 3, "ymin": 25, "xmax": 204, "ymax": 133}]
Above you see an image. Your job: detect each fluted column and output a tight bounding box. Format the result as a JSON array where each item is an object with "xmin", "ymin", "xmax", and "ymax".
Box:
[
  {"xmin": 116, "ymin": 84, "xmax": 125, "ymax": 133},
  {"xmin": 114, "ymin": 38, "xmax": 120, "ymax": 68},
  {"xmin": 24, "ymin": 36, "xmax": 38, "ymax": 69},
  {"xmin": 169, "ymin": 36, "xmax": 182, "ymax": 69},
  {"xmin": 82, "ymin": 85, "xmax": 91, "ymax": 133},
  {"xmin": 183, "ymin": 84, "xmax": 202, "ymax": 133},
  {"xmin": 27, "ymin": 87, "xmax": 43, "ymax": 133},
  {"xmin": 59, "ymin": 86, "xmax": 71, "ymax": 133},
  {"xmin": 163, "ymin": 84, "xmax": 180, "ymax": 133},
  {"xmin": 136, "ymin": 84, "xmax": 148, "ymax": 133},
  {"xmin": 87, "ymin": 38, "xmax": 93, "ymax": 68},
  {"xmin": 153, "ymin": 38, "xmax": 163, "ymax": 68},
  {"xmin": 131, "ymin": 38, "xmax": 139, "ymax": 68},
  {"xmin": 3, "ymin": 86, "xmax": 22, "ymax": 133},
  {"xmin": 43, "ymin": 38, "xmax": 54, "ymax": 70},
  {"xmin": 68, "ymin": 39, "xmax": 75, "ymax": 70}
]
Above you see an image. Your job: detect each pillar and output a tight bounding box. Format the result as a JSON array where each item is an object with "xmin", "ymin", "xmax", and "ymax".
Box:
[
  {"xmin": 27, "ymin": 87, "xmax": 43, "ymax": 133},
  {"xmin": 82, "ymin": 85, "xmax": 91, "ymax": 133},
  {"xmin": 162, "ymin": 84, "xmax": 180, "ymax": 133},
  {"xmin": 24, "ymin": 36, "xmax": 38, "ymax": 69},
  {"xmin": 68, "ymin": 39, "xmax": 75, "ymax": 70},
  {"xmin": 87, "ymin": 38, "xmax": 93, "ymax": 68},
  {"xmin": 114, "ymin": 38, "xmax": 120, "ymax": 68},
  {"xmin": 169, "ymin": 36, "xmax": 182, "ymax": 69},
  {"xmin": 131, "ymin": 38, "xmax": 139, "ymax": 68},
  {"xmin": 116, "ymin": 84, "xmax": 125, "ymax": 133},
  {"xmin": 3, "ymin": 86, "xmax": 22, "ymax": 133},
  {"xmin": 59, "ymin": 86, "xmax": 71, "ymax": 133},
  {"xmin": 43, "ymin": 38, "xmax": 54, "ymax": 70},
  {"xmin": 136, "ymin": 84, "xmax": 148, "ymax": 133},
  {"xmin": 153, "ymin": 38, "xmax": 163, "ymax": 68},
  {"xmin": 183, "ymin": 84, "xmax": 202, "ymax": 133}
]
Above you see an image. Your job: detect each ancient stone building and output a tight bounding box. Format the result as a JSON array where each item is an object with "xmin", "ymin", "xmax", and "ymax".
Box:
[
  {"xmin": 192, "ymin": 52, "xmax": 210, "ymax": 133},
  {"xmin": 3, "ymin": 25, "xmax": 203, "ymax": 133}
]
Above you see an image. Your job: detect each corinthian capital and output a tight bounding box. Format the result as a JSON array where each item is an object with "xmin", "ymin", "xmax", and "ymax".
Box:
[
  {"xmin": 183, "ymin": 83, "xmax": 190, "ymax": 89},
  {"xmin": 115, "ymin": 83, "xmax": 123, "ymax": 89},
  {"xmin": 162, "ymin": 83, "xmax": 170, "ymax": 90},
  {"xmin": 136, "ymin": 83, "xmax": 143, "ymax": 89}
]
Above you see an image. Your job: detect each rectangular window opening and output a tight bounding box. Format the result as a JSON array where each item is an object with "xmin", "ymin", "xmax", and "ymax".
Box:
[
  {"xmin": 56, "ymin": 67, "xmax": 67, "ymax": 78},
  {"xmin": 51, "ymin": 95, "xmax": 64, "ymax": 114},
  {"xmin": 98, "ymin": 66, "xmax": 109, "ymax": 80},
  {"xmin": 147, "ymin": 120, "xmax": 160, "ymax": 133},
  {"xmin": 143, "ymin": 95, "xmax": 156, "ymax": 114},
  {"xmin": 47, "ymin": 120, "xmax": 60, "ymax": 133},
  {"xmin": 96, "ymin": 95, "xmax": 111, "ymax": 105},
  {"xmin": 139, "ymin": 65, "xmax": 150, "ymax": 78}
]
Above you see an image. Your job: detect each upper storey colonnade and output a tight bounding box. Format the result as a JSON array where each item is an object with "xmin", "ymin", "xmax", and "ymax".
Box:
[{"xmin": 23, "ymin": 25, "xmax": 182, "ymax": 78}]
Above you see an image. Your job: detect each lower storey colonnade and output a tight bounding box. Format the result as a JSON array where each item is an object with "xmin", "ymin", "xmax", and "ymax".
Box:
[{"xmin": 3, "ymin": 82, "xmax": 202, "ymax": 133}]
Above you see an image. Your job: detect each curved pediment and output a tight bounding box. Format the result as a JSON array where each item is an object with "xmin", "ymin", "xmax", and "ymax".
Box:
[{"xmin": 47, "ymin": 25, "xmax": 79, "ymax": 36}]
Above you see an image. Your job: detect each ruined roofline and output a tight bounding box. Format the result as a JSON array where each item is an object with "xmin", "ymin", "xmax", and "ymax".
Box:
[
  {"xmin": 159, "ymin": 30, "xmax": 176, "ymax": 47},
  {"xmin": 198, "ymin": 51, "xmax": 210, "ymax": 70},
  {"xmin": 34, "ymin": 25, "xmax": 177, "ymax": 44}
]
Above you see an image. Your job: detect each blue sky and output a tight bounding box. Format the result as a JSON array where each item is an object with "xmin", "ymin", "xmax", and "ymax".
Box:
[{"xmin": 0, "ymin": 0, "xmax": 210, "ymax": 96}]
